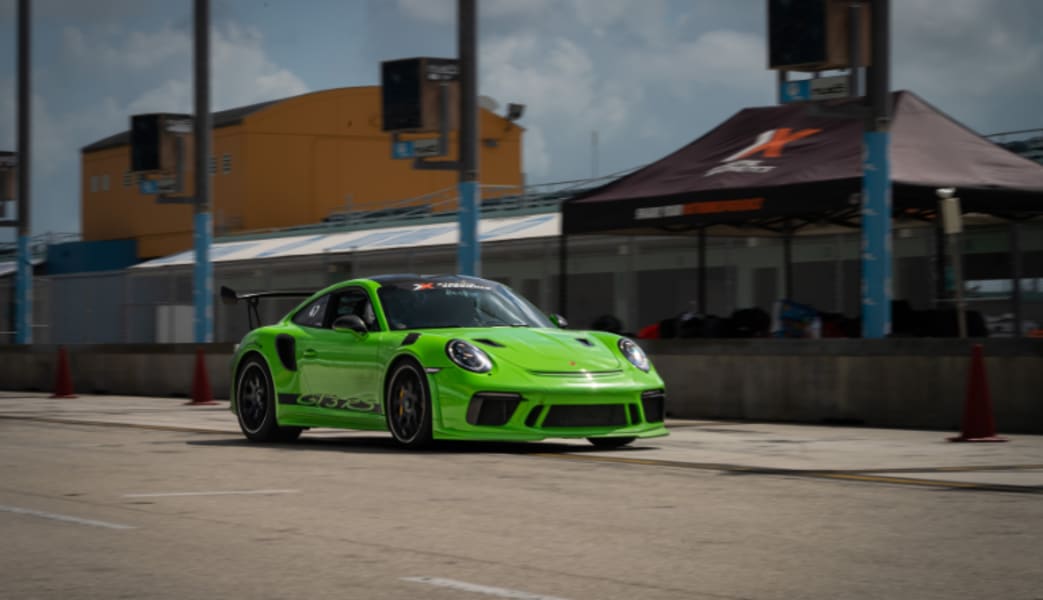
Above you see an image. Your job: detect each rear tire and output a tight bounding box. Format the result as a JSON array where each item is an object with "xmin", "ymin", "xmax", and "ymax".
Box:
[
  {"xmin": 235, "ymin": 357, "xmax": 302, "ymax": 443},
  {"xmin": 587, "ymin": 436, "xmax": 636, "ymax": 449},
  {"xmin": 385, "ymin": 359, "xmax": 433, "ymax": 449}
]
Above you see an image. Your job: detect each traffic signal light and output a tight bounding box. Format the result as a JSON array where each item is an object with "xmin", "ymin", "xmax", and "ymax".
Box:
[
  {"xmin": 381, "ymin": 57, "xmax": 459, "ymax": 133},
  {"xmin": 768, "ymin": 0, "xmax": 870, "ymax": 71}
]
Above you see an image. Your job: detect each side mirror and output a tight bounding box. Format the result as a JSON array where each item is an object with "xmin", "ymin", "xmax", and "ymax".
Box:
[
  {"xmin": 549, "ymin": 313, "xmax": 568, "ymax": 329},
  {"xmin": 332, "ymin": 314, "xmax": 368, "ymax": 335}
]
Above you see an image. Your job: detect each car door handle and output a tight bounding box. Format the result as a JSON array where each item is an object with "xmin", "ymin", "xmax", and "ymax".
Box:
[{"xmin": 302, "ymin": 349, "xmax": 318, "ymax": 358}]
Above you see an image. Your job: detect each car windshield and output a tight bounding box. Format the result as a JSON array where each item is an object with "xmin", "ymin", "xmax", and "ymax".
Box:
[{"xmin": 377, "ymin": 279, "xmax": 553, "ymax": 330}]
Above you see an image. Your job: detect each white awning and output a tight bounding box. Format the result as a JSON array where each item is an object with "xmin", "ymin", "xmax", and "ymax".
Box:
[{"xmin": 134, "ymin": 213, "xmax": 560, "ymax": 269}]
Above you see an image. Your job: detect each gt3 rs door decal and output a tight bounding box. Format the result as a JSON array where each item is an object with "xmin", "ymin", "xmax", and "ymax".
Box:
[{"xmin": 278, "ymin": 393, "xmax": 383, "ymax": 415}]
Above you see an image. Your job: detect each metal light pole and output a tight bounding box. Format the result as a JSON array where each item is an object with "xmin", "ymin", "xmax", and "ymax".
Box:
[
  {"xmin": 193, "ymin": 0, "xmax": 214, "ymax": 342},
  {"xmin": 15, "ymin": 0, "xmax": 32, "ymax": 344},
  {"xmin": 938, "ymin": 190, "xmax": 967, "ymax": 338},
  {"xmin": 860, "ymin": 0, "xmax": 891, "ymax": 339},
  {"xmin": 456, "ymin": 0, "xmax": 479, "ymax": 276}
]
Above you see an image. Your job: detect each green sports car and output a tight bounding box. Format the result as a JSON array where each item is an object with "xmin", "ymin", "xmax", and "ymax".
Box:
[{"xmin": 226, "ymin": 274, "xmax": 668, "ymax": 448}]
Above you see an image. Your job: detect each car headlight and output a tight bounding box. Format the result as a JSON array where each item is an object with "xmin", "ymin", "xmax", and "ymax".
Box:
[
  {"xmin": 446, "ymin": 339, "xmax": 493, "ymax": 373},
  {"xmin": 618, "ymin": 338, "xmax": 650, "ymax": 372}
]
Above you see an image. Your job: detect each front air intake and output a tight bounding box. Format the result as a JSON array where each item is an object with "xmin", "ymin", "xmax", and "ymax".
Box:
[
  {"xmin": 542, "ymin": 404, "xmax": 627, "ymax": 428},
  {"xmin": 466, "ymin": 393, "xmax": 522, "ymax": 426},
  {"xmin": 641, "ymin": 390, "xmax": 666, "ymax": 423}
]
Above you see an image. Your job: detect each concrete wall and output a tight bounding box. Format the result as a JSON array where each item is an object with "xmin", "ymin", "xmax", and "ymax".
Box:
[
  {"xmin": 0, "ymin": 345, "xmax": 236, "ymax": 400},
  {"xmin": 645, "ymin": 339, "xmax": 1043, "ymax": 433},
  {"xmin": 0, "ymin": 340, "xmax": 1040, "ymax": 433}
]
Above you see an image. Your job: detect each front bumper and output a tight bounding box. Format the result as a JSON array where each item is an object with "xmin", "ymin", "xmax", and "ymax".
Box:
[{"xmin": 428, "ymin": 367, "xmax": 669, "ymax": 442}]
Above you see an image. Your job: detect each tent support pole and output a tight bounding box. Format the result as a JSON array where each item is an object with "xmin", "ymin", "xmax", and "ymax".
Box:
[
  {"xmin": 783, "ymin": 222, "xmax": 793, "ymax": 300},
  {"xmin": 697, "ymin": 228, "xmax": 707, "ymax": 314},
  {"xmin": 558, "ymin": 232, "xmax": 568, "ymax": 316},
  {"xmin": 934, "ymin": 219, "xmax": 946, "ymax": 307},
  {"xmin": 1010, "ymin": 220, "xmax": 1023, "ymax": 338}
]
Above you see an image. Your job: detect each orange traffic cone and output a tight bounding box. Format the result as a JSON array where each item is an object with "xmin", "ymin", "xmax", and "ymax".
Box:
[
  {"xmin": 50, "ymin": 346, "xmax": 76, "ymax": 398},
  {"xmin": 185, "ymin": 347, "xmax": 218, "ymax": 406},
  {"xmin": 948, "ymin": 344, "xmax": 1007, "ymax": 442}
]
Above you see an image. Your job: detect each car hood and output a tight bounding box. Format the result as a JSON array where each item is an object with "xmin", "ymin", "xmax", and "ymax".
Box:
[{"xmin": 455, "ymin": 327, "xmax": 622, "ymax": 373}]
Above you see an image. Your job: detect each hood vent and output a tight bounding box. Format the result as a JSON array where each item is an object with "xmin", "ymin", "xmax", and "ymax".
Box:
[
  {"xmin": 575, "ymin": 338, "xmax": 594, "ymax": 347},
  {"xmin": 473, "ymin": 338, "xmax": 505, "ymax": 348}
]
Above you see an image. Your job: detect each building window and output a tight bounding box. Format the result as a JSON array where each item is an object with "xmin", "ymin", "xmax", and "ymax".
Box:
[
  {"xmin": 208, "ymin": 156, "xmax": 216, "ymax": 175},
  {"xmin": 123, "ymin": 171, "xmax": 132, "ymax": 187},
  {"xmin": 101, "ymin": 174, "xmax": 110, "ymax": 192},
  {"xmin": 90, "ymin": 175, "xmax": 98, "ymax": 193},
  {"xmin": 222, "ymin": 153, "xmax": 232, "ymax": 174}
]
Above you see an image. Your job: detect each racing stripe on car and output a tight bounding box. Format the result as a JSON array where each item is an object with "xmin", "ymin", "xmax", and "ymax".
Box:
[{"xmin": 278, "ymin": 393, "xmax": 299, "ymax": 405}]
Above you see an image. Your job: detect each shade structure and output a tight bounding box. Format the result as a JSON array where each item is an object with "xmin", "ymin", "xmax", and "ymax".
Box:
[{"xmin": 563, "ymin": 91, "xmax": 1043, "ymax": 236}]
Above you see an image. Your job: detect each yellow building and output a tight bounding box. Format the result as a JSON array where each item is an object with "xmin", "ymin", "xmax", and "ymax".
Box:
[{"xmin": 80, "ymin": 86, "xmax": 524, "ymax": 259}]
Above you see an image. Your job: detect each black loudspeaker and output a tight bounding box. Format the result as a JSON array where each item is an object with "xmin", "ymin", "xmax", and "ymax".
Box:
[
  {"xmin": 130, "ymin": 114, "xmax": 162, "ymax": 172},
  {"xmin": 380, "ymin": 57, "xmax": 459, "ymax": 133}
]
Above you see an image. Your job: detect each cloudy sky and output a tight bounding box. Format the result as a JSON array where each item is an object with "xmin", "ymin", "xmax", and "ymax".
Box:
[{"xmin": 0, "ymin": 0, "xmax": 1040, "ymax": 239}]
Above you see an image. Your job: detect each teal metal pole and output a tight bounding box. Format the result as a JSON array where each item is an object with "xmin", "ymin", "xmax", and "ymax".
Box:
[
  {"xmin": 15, "ymin": 0, "xmax": 32, "ymax": 344},
  {"xmin": 860, "ymin": 0, "xmax": 891, "ymax": 338},
  {"xmin": 456, "ymin": 0, "xmax": 479, "ymax": 276},
  {"xmin": 193, "ymin": 0, "xmax": 213, "ymax": 342}
]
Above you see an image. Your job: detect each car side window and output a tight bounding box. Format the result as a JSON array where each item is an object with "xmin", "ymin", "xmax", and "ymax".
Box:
[
  {"xmin": 291, "ymin": 295, "xmax": 330, "ymax": 328},
  {"xmin": 331, "ymin": 288, "xmax": 378, "ymax": 331}
]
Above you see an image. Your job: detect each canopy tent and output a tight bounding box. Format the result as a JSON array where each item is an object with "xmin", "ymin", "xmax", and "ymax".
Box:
[
  {"xmin": 559, "ymin": 91, "xmax": 1043, "ymax": 330},
  {"xmin": 564, "ymin": 91, "xmax": 1043, "ymax": 236}
]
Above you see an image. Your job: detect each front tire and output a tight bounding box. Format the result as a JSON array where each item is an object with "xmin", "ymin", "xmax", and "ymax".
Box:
[
  {"xmin": 385, "ymin": 359, "xmax": 433, "ymax": 449},
  {"xmin": 587, "ymin": 436, "xmax": 636, "ymax": 449},
  {"xmin": 235, "ymin": 357, "xmax": 302, "ymax": 443}
]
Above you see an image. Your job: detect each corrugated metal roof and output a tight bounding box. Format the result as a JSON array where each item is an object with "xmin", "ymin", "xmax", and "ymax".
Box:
[
  {"xmin": 81, "ymin": 99, "xmax": 284, "ymax": 154},
  {"xmin": 133, "ymin": 213, "xmax": 560, "ymax": 269}
]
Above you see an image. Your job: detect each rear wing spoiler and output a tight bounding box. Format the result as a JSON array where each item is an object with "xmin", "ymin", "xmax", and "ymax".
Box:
[{"xmin": 220, "ymin": 286, "xmax": 314, "ymax": 329}]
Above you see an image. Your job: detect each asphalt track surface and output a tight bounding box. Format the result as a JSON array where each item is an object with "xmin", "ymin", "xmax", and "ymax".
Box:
[{"xmin": 2, "ymin": 392, "xmax": 1042, "ymax": 600}]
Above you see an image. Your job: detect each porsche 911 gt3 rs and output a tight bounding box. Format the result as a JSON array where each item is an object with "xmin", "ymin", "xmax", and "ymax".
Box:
[{"xmin": 227, "ymin": 274, "xmax": 668, "ymax": 448}]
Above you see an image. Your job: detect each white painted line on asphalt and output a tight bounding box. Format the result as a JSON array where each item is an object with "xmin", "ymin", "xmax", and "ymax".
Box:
[
  {"xmin": 0, "ymin": 504, "xmax": 135, "ymax": 530},
  {"xmin": 123, "ymin": 489, "xmax": 300, "ymax": 498},
  {"xmin": 402, "ymin": 577, "xmax": 571, "ymax": 600}
]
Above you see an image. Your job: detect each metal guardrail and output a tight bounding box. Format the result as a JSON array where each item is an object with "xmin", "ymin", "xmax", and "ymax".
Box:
[
  {"xmin": 0, "ymin": 232, "xmax": 79, "ymax": 261},
  {"xmin": 217, "ymin": 167, "xmax": 641, "ymax": 243}
]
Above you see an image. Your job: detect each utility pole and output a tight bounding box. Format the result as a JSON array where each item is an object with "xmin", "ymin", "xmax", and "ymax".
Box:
[
  {"xmin": 15, "ymin": 0, "xmax": 32, "ymax": 344},
  {"xmin": 457, "ymin": 0, "xmax": 479, "ymax": 276},
  {"xmin": 860, "ymin": 0, "xmax": 891, "ymax": 339},
  {"xmin": 193, "ymin": 0, "xmax": 213, "ymax": 342}
]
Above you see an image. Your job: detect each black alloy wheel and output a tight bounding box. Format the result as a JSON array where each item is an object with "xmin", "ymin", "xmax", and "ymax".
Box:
[
  {"xmin": 385, "ymin": 360, "xmax": 433, "ymax": 448},
  {"xmin": 235, "ymin": 357, "xmax": 302, "ymax": 443}
]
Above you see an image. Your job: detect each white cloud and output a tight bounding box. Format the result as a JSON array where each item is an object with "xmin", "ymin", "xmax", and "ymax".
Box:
[
  {"xmin": 570, "ymin": 0, "xmax": 670, "ymax": 42},
  {"xmin": 627, "ymin": 29, "xmax": 769, "ymax": 96},
  {"xmin": 484, "ymin": 0, "xmax": 557, "ymax": 20},
  {"xmin": 397, "ymin": 0, "xmax": 454, "ymax": 25},
  {"xmin": 397, "ymin": 0, "xmax": 556, "ymax": 24},
  {"xmin": 62, "ymin": 25, "xmax": 190, "ymax": 71},
  {"xmin": 1, "ymin": 19, "xmax": 311, "ymax": 235},
  {"xmin": 893, "ymin": 1, "xmax": 1042, "ymax": 100},
  {"xmin": 522, "ymin": 125, "xmax": 550, "ymax": 179},
  {"xmin": 125, "ymin": 79, "xmax": 192, "ymax": 116},
  {"xmin": 481, "ymin": 33, "xmax": 633, "ymax": 132},
  {"xmin": 64, "ymin": 23, "xmax": 309, "ymax": 113}
]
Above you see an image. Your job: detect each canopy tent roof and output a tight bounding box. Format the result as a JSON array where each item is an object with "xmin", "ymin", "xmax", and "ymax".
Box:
[{"xmin": 563, "ymin": 91, "xmax": 1043, "ymax": 236}]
